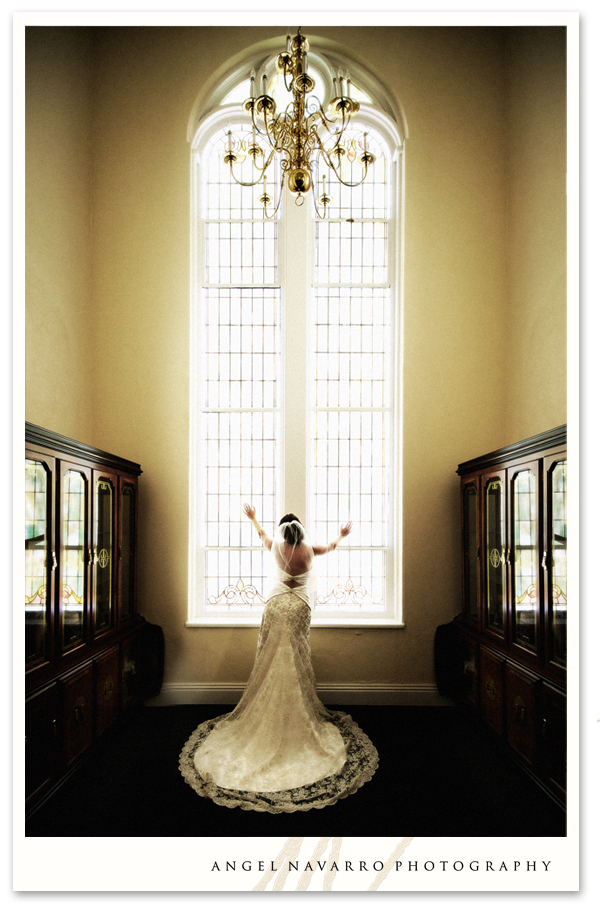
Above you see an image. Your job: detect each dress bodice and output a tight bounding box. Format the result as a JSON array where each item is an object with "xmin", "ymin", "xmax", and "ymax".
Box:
[{"xmin": 269, "ymin": 540, "xmax": 315, "ymax": 606}]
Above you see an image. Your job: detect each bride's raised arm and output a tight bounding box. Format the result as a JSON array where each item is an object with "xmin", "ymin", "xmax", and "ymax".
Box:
[
  {"xmin": 312, "ymin": 521, "xmax": 353, "ymax": 556},
  {"xmin": 243, "ymin": 503, "xmax": 273, "ymax": 550}
]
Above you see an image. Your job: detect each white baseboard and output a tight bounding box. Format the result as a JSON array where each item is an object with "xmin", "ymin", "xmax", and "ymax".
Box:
[{"xmin": 145, "ymin": 683, "xmax": 452, "ymax": 707}]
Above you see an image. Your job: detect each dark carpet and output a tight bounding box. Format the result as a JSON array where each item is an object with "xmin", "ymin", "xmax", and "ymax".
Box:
[{"xmin": 25, "ymin": 705, "xmax": 566, "ymax": 837}]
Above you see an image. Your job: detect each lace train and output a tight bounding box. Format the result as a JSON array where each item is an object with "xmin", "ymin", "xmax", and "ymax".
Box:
[
  {"xmin": 179, "ymin": 592, "xmax": 378, "ymax": 813},
  {"xmin": 179, "ymin": 709, "xmax": 379, "ymax": 813}
]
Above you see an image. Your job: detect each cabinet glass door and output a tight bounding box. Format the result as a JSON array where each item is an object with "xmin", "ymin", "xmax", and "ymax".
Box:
[
  {"xmin": 462, "ymin": 482, "xmax": 479, "ymax": 621},
  {"xmin": 119, "ymin": 482, "xmax": 136, "ymax": 622},
  {"xmin": 512, "ymin": 468, "xmax": 538, "ymax": 651},
  {"xmin": 484, "ymin": 476, "xmax": 505, "ymax": 634},
  {"xmin": 94, "ymin": 477, "xmax": 114, "ymax": 635},
  {"xmin": 25, "ymin": 459, "xmax": 51, "ymax": 667},
  {"xmin": 60, "ymin": 468, "xmax": 87, "ymax": 652},
  {"xmin": 549, "ymin": 460, "xmax": 567, "ymax": 665}
]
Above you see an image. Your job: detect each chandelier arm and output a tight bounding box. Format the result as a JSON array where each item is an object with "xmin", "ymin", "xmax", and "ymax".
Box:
[
  {"xmin": 308, "ymin": 102, "xmax": 348, "ymax": 134},
  {"xmin": 260, "ymin": 108, "xmax": 287, "ymax": 155},
  {"xmin": 273, "ymin": 119, "xmax": 293, "ymax": 155},
  {"xmin": 321, "ymin": 107, "xmax": 354, "ymax": 146},
  {"xmin": 310, "ymin": 186, "xmax": 327, "ymax": 221},
  {"xmin": 283, "ymin": 71, "xmax": 294, "ymax": 93},
  {"xmin": 261, "ymin": 163, "xmax": 287, "ymax": 221},
  {"xmin": 227, "ymin": 147, "xmax": 277, "ymax": 188},
  {"xmin": 315, "ymin": 143, "xmax": 373, "ymax": 189},
  {"xmin": 308, "ymin": 109, "xmax": 337, "ymax": 137},
  {"xmin": 248, "ymin": 102, "xmax": 279, "ymax": 153},
  {"xmin": 227, "ymin": 171, "xmax": 268, "ymax": 189}
]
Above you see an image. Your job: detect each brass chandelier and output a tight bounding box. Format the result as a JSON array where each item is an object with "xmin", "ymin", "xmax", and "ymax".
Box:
[{"xmin": 223, "ymin": 28, "xmax": 375, "ymax": 218}]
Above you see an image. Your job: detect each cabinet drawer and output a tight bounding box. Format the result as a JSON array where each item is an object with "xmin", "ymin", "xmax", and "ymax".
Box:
[
  {"xmin": 121, "ymin": 633, "xmax": 142, "ymax": 709},
  {"xmin": 61, "ymin": 664, "xmax": 94, "ymax": 767},
  {"xmin": 95, "ymin": 647, "xmax": 120, "ymax": 737},
  {"xmin": 540, "ymin": 684, "xmax": 566, "ymax": 800},
  {"xmin": 505, "ymin": 664, "xmax": 538, "ymax": 766},
  {"xmin": 479, "ymin": 646, "xmax": 504, "ymax": 736}
]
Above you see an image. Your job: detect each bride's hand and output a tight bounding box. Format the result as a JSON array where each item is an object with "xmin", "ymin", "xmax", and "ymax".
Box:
[
  {"xmin": 340, "ymin": 521, "xmax": 353, "ymax": 537},
  {"xmin": 243, "ymin": 503, "xmax": 256, "ymax": 521}
]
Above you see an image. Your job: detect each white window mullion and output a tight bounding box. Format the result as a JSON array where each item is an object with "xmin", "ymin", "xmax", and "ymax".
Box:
[{"xmin": 281, "ymin": 196, "xmax": 312, "ymax": 519}]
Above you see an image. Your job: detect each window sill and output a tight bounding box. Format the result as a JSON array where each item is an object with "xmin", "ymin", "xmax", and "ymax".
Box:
[{"xmin": 186, "ymin": 618, "xmax": 405, "ymax": 629}]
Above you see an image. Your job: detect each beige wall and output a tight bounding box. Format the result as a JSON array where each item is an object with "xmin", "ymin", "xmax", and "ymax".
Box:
[
  {"xmin": 26, "ymin": 27, "xmax": 96, "ymax": 442},
  {"xmin": 25, "ymin": 26, "xmax": 567, "ymax": 696},
  {"xmin": 505, "ymin": 26, "xmax": 567, "ymax": 440}
]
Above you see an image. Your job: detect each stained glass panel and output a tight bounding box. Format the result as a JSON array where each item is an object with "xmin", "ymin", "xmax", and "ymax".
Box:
[
  {"xmin": 311, "ymin": 121, "xmax": 392, "ymax": 613},
  {"xmin": 551, "ymin": 461, "xmax": 567, "ymax": 664},
  {"xmin": 25, "ymin": 460, "xmax": 49, "ymax": 666},
  {"xmin": 513, "ymin": 469, "xmax": 537, "ymax": 650},
  {"xmin": 201, "ymin": 286, "xmax": 281, "ymax": 607},
  {"xmin": 485, "ymin": 478, "xmax": 505, "ymax": 633},
  {"xmin": 61, "ymin": 470, "xmax": 86, "ymax": 651},
  {"xmin": 463, "ymin": 484, "xmax": 478, "ymax": 621},
  {"xmin": 94, "ymin": 479, "xmax": 113, "ymax": 635},
  {"xmin": 120, "ymin": 484, "xmax": 136, "ymax": 621}
]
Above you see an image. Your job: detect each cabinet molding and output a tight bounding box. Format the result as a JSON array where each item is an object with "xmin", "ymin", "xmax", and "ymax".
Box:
[{"xmin": 457, "ymin": 426, "xmax": 566, "ymax": 476}]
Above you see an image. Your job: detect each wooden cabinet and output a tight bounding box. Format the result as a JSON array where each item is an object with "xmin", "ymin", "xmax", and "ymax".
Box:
[
  {"xmin": 24, "ymin": 423, "xmax": 148, "ymax": 815},
  {"xmin": 454, "ymin": 426, "xmax": 567, "ymax": 804}
]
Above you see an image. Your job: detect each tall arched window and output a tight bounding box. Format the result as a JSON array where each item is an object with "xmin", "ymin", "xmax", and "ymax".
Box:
[{"xmin": 188, "ymin": 36, "xmax": 405, "ymax": 626}]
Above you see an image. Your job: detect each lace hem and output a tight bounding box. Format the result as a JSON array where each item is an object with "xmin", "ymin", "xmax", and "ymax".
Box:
[{"xmin": 179, "ymin": 710, "xmax": 379, "ymax": 814}]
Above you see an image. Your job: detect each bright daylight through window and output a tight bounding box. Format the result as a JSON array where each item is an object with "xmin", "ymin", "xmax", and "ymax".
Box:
[{"xmin": 188, "ymin": 39, "xmax": 404, "ymax": 626}]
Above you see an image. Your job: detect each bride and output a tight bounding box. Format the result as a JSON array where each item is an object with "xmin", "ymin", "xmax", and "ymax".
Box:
[{"xmin": 179, "ymin": 506, "xmax": 378, "ymax": 813}]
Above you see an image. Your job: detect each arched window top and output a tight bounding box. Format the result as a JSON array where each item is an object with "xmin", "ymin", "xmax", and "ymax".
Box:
[{"xmin": 187, "ymin": 31, "xmax": 408, "ymax": 150}]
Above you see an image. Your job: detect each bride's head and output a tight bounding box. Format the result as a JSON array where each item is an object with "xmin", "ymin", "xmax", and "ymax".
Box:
[{"xmin": 278, "ymin": 513, "xmax": 305, "ymax": 546}]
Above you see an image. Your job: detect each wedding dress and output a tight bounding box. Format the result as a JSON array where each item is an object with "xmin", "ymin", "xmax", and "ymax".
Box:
[{"xmin": 179, "ymin": 533, "xmax": 378, "ymax": 813}]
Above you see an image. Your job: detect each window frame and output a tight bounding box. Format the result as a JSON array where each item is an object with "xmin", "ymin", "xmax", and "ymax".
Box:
[{"xmin": 188, "ymin": 49, "xmax": 405, "ymax": 628}]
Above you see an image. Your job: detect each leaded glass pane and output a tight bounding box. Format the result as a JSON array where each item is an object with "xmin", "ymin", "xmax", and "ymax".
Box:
[
  {"xmin": 551, "ymin": 460, "xmax": 567, "ymax": 663},
  {"xmin": 203, "ymin": 123, "xmax": 280, "ymax": 222},
  {"xmin": 310, "ymin": 121, "xmax": 392, "ymax": 615},
  {"xmin": 312, "ymin": 409, "xmax": 389, "ymax": 553},
  {"xmin": 201, "ymin": 284, "xmax": 281, "ymax": 608},
  {"xmin": 25, "ymin": 459, "xmax": 49, "ymax": 666},
  {"xmin": 313, "ymin": 288, "xmax": 390, "ymax": 409},
  {"xmin": 61, "ymin": 470, "xmax": 86, "ymax": 651},
  {"xmin": 205, "ymin": 221, "xmax": 278, "ymax": 285},
  {"xmin": 94, "ymin": 479, "xmax": 113, "ymax": 634},
  {"xmin": 205, "ymin": 549, "xmax": 270, "ymax": 612},
  {"xmin": 316, "ymin": 124, "xmax": 388, "ymax": 221},
  {"xmin": 314, "ymin": 548, "xmax": 385, "ymax": 613},
  {"xmin": 463, "ymin": 484, "xmax": 478, "ymax": 621},
  {"xmin": 120, "ymin": 484, "xmax": 136, "ymax": 621},
  {"xmin": 204, "ymin": 288, "xmax": 280, "ymax": 409},
  {"xmin": 200, "ymin": 120, "xmax": 283, "ymax": 612},
  {"xmin": 513, "ymin": 469, "xmax": 537, "ymax": 650},
  {"xmin": 315, "ymin": 221, "xmax": 387, "ymax": 285},
  {"xmin": 485, "ymin": 478, "xmax": 505, "ymax": 633}
]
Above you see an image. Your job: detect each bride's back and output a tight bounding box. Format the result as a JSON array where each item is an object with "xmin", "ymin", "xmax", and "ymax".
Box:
[{"xmin": 273, "ymin": 540, "xmax": 313, "ymax": 576}]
